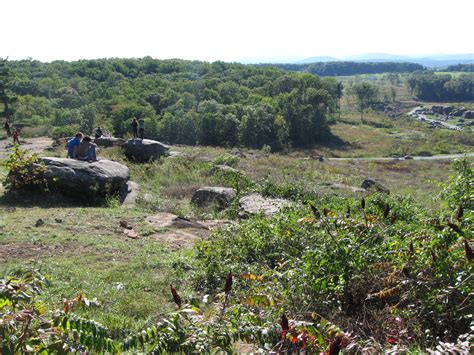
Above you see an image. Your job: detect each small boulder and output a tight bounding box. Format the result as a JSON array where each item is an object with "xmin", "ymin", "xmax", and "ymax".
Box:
[
  {"xmin": 94, "ymin": 137, "xmax": 125, "ymax": 147},
  {"xmin": 191, "ymin": 187, "xmax": 236, "ymax": 209},
  {"xmin": 431, "ymin": 105, "xmax": 444, "ymax": 115},
  {"xmin": 210, "ymin": 164, "xmax": 240, "ymax": 175},
  {"xmin": 121, "ymin": 181, "xmax": 139, "ymax": 207},
  {"xmin": 361, "ymin": 178, "xmax": 390, "ymax": 194},
  {"xmin": 239, "ymin": 193, "xmax": 290, "ymax": 217},
  {"xmin": 40, "ymin": 157, "xmax": 129, "ymax": 196},
  {"xmin": 123, "ymin": 139, "xmax": 169, "ymax": 162},
  {"xmin": 442, "ymin": 106, "xmax": 454, "ymax": 115}
]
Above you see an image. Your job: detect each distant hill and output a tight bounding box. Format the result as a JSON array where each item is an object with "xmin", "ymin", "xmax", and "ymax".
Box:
[
  {"xmin": 257, "ymin": 61, "xmax": 424, "ymax": 76},
  {"xmin": 242, "ymin": 53, "xmax": 474, "ymax": 68}
]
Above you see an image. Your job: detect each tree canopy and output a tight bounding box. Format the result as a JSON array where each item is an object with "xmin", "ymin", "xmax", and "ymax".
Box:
[{"xmin": 4, "ymin": 58, "xmax": 341, "ymax": 149}]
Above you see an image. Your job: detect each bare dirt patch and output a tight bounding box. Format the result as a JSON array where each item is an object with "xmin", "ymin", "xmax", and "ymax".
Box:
[
  {"xmin": 0, "ymin": 137, "xmax": 54, "ymax": 159},
  {"xmin": 0, "ymin": 242, "xmax": 125, "ymax": 262}
]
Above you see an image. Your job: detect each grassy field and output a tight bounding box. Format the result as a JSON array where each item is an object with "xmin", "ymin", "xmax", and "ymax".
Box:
[{"xmin": 1, "ymin": 141, "xmax": 471, "ymax": 333}]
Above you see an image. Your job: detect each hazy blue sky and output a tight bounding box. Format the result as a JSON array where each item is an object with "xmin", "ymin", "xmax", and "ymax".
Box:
[{"xmin": 3, "ymin": 0, "xmax": 473, "ymax": 62}]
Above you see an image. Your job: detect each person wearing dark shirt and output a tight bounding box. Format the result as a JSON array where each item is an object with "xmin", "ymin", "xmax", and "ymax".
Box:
[
  {"xmin": 95, "ymin": 127, "xmax": 103, "ymax": 139},
  {"xmin": 131, "ymin": 118, "xmax": 138, "ymax": 138},
  {"xmin": 12, "ymin": 128, "xmax": 20, "ymax": 145},
  {"xmin": 67, "ymin": 132, "xmax": 83, "ymax": 159}
]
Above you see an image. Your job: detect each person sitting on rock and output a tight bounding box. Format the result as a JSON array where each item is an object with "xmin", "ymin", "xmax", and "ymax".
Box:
[
  {"xmin": 78, "ymin": 136, "xmax": 98, "ymax": 162},
  {"xmin": 95, "ymin": 127, "xmax": 103, "ymax": 139},
  {"xmin": 67, "ymin": 132, "xmax": 83, "ymax": 159}
]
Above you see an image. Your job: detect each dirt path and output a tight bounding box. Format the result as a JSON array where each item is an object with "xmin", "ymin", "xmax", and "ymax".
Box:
[{"xmin": 0, "ymin": 137, "xmax": 54, "ymax": 159}]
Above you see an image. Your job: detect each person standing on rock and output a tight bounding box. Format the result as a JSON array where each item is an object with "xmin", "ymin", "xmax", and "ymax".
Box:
[
  {"xmin": 12, "ymin": 128, "xmax": 20, "ymax": 145},
  {"xmin": 138, "ymin": 117, "xmax": 145, "ymax": 139},
  {"xmin": 131, "ymin": 118, "xmax": 138, "ymax": 138},
  {"xmin": 67, "ymin": 132, "xmax": 83, "ymax": 159}
]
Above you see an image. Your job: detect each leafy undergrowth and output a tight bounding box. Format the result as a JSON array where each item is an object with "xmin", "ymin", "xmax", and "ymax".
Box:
[{"xmin": 1, "ymin": 160, "xmax": 472, "ymax": 353}]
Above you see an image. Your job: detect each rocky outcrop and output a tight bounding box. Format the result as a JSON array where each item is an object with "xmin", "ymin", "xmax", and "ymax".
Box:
[
  {"xmin": 361, "ymin": 178, "xmax": 390, "ymax": 194},
  {"xmin": 40, "ymin": 157, "xmax": 129, "ymax": 196},
  {"xmin": 123, "ymin": 139, "xmax": 169, "ymax": 162},
  {"xmin": 191, "ymin": 187, "xmax": 236, "ymax": 209},
  {"xmin": 239, "ymin": 193, "xmax": 290, "ymax": 217},
  {"xmin": 94, "ymin": 137, "xmax": 125, "ymax": 147}
]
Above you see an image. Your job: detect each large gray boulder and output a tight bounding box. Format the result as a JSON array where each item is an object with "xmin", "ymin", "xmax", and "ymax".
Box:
[
  {"xmin": 40, "ymin": 157, "xmax": 129, "ymax": 196},
  {"xmin": 239, "ymin": 193, "xmax": 290, "ymax": 217},
  {"xmin": 94, "ymin": 137, "xmax": 125, "ymax": 147},
  {"xmin": 463, "ymin": 110, "xmax": 474, "ymax": 119},
  {"xmin": 361, "ymin": 178, "xmax": 390, "ymax": 194},
  {"xmin": 191, "ymin": 187, "xmax": 236, "ymax": 209},
  {"xmin": 123, "ymin": 139, "xmax": 169, "ymax": 162}
]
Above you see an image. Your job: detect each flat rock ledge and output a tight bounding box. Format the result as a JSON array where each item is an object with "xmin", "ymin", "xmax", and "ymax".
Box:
[
  {"xmin": 40, "ymin": 157, "xmax": 129, "ymax": 196},
  {"xmin": 94, "ymin": 137, "xmax": 125, "ymax": 147},
  {"xmin": 123, "ymin": 139, "xmax": 169, "ymax": 162},
  {"xmin": 239, "ymin": 193, "xmax": 290, "ymax": 217}
]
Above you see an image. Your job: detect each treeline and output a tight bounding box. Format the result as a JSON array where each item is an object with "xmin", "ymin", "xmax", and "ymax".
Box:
[
  {"xmin": 407, "ymin": 71, "xmax": 474, "ymax": 101},
  {"xmin": 445, "ymin": 64, "xmax": 474, "ymax": 72},
  {"xmin": 3, "ymin": 58, "xmax": 341, "ymax": 149},
  {"xmin": 259, "ymin": 61, "xmax": 424, "ymax": 76}
]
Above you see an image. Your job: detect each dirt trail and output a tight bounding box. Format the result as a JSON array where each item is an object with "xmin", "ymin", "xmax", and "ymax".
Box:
[{"xmin": 0, "ymin": 137, "xmax": 54, "ymax": 159}]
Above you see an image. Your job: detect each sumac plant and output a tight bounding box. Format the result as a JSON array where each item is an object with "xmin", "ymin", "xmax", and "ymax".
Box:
[
  {"xmin": 192, "ymin": 164, "xmax": 473, "ymax": 349},
  {"xmin": 2, "ymin": 146, "xmax": 49, "ymax": 194}
]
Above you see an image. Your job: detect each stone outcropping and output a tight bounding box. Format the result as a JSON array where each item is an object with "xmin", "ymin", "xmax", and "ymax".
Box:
[
  {"xmin": 361, "ymin": 178, "xmax": 390, "ymax": 194},
  {"xmin": 40, "ymin": 157, "xmax": 129, "ymax": 196},
  {"xmin": 94, "ymin": 137, "xmax": 125, "ymax": 147},
  {"xmin": 191, "ymin": 187, "xmax": 236, "ymax": 209},
  {"xmin": 123, "ymin": 139, "xmax": 169, "ymax": 162},
  {"xmin": 239, "ymin": 193, "xmax": 289, "ymax": 217}
]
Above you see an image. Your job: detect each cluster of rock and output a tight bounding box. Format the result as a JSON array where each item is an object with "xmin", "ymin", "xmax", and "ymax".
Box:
[
  {"xmin": 370, "ymin": 102, "xmax": 402, "ymax": 119},
  {"xmin": 411, "ymin": 105, "xmax": 474, "ymax": 129}
]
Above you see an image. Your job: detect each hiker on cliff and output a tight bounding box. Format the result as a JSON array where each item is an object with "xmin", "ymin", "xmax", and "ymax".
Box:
[
  {"xmin": 138, "ymin": 118, "xmax": 145, "ymax": 139},
  {"xmin": 4, "ymin": 121, "xmax": 11, "ymax": 136},
  {"xmin": 67, "ymin": 132, "xmax": 83, "ymax": 159},
  {"xmin": 131, "ymin": 118, "xmax": 138, "ymax": 138},
  {"xmin": 78, "ymin": 136, "xmax": 98, "ymax": 162},
  {"xmin": 12, "ymin": 128, "xmax": 20, "ymax": 145}
]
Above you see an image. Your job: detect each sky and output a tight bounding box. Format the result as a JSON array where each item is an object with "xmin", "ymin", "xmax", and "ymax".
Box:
[{"xmin": 2, "ymin": 0, "xmax": 474, "ymax": 62}]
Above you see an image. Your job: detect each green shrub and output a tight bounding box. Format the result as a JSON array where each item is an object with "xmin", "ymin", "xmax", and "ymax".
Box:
[{"xmin": 2, "ymin": 146, "xmax": 49, "ymax": 194}]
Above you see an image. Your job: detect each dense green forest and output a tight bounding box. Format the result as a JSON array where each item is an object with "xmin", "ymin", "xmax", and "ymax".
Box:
[
  {"xmin": 446, "ymin": 64, "xmax": 474, "ymax": 72},
  {"xmin": 1, "ymin": 58, "xmax": 344, "ymax": 149},
  {"xmin": 407, "ymin": 71, "xmax": 474, "ymax": 101},
  {"xmin": 259, "ymin": 61, "xmax": 424, "ymax": 76}
]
